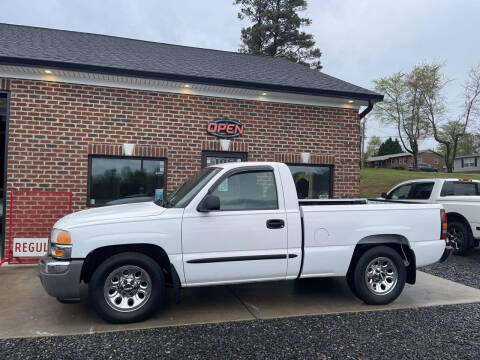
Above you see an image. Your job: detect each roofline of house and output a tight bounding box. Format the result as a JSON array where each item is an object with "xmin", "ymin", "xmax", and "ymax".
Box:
[
  {"xmin": 366, "ymin": 149, "xmax": 441, "ymax": 162},
  {"xmin": 0, "ymin": 57, "xmax": 384, "ymax": 102},
  {"xmin": 454, "ymin": 154, "xmax": 480, "ymax": 159}
]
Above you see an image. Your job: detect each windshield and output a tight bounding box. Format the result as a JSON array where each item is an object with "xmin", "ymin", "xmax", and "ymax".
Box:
[{"xmin": 158, "ymin": 167, "xmax": 221, "ymax": 208}]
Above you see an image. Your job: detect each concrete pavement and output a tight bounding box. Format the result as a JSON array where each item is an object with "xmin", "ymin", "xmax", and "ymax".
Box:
[{"xmin": 1, "ymin": 266, "xmax": 480, "ymax": 339}]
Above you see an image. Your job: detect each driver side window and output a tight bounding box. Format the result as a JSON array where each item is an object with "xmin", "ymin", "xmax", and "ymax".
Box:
[
  {"xmin": 387, "ymin": 184, "xmax": 413, "ymax": 200},
  {"xmin": 211, "ymin": 170, "xmax": 278, "ymax": 211}
]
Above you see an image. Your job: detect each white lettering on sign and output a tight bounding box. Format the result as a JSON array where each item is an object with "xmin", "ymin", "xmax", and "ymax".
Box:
[{"xmin": 13, "ymin": 238, "xmax": 48, "ymax": 257}]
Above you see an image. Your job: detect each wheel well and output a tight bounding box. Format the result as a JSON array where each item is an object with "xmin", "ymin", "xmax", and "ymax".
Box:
[
  {"xmin": 347, "ymin": 240, "xmax": 416, "ymax": 285},
  {"xmin": 447, "ymin": 212, "xmax": 473, "ymax": 238},
  {"xmin": 81, "ymin": 244, "xmax": 173, "ymax": 285}
]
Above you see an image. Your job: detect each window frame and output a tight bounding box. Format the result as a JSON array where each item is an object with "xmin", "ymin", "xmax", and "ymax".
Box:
[
  {"xmin": 201, "ymin": 150, "xmax": 247, "ymax": 168},
  {"xmin": 463, "ymin": 157, "xmax": 476, "ymax": 168},
  {"xmin": 202, "ymin": 166, "xmax": 279, "ymax": 212},
  {"xmin": 286, "ymin": 163, "xmax": 334, "ymax": 199},
  {"xmin": 87, "ymin": 154, "xmax": 168, "ymax": 207}
]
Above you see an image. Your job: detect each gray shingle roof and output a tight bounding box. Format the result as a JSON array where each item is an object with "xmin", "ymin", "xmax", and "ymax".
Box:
[{"xmin": 0, "ymin": 23, "xmax": 382, "ymax": 101}]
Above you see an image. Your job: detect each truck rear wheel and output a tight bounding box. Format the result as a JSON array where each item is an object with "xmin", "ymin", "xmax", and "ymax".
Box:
[
  {"xmin": 352, "ymin": 246, "xmax": 406, "ymax": 305},
  {"xmin": 448, "ymin": 221, "xmax": 471, "ymax": 256},
  {"xmin": 88, "ymin": 252, "xmax": 165, "ymax": 323}
]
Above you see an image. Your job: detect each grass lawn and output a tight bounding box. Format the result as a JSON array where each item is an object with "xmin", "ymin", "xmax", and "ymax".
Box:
[{"xmin": 360, "ymin": 168, "xmax": 480, "ymax": 198}]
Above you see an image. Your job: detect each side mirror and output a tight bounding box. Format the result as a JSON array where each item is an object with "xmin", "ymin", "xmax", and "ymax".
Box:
[
  {"xmin": 381, "ymin": 192, "xmax": 387, "ymax": 199},
  {"xmin": 198, "ymin": 194, "xmax": 220, "ymax": 212}
]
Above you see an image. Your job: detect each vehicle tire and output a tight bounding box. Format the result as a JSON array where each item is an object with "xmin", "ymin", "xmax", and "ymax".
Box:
[
  {"xmin": 346, "ymin": 271, "xmax": 359, "ymax": 298},
  {"xmin": 88, "ymin": 252, "xmax": 165, "ymax": 323},
  {"xmin": 352, "ymin": 246, "xmax": 406, "ymax": 305},
  {"xmin": 448, "ymin": 221, "xmax": 471, "ymax": 256}
]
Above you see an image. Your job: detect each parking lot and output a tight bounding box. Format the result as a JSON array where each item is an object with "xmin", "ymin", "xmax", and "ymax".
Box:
[
  {"xmin": 0, "ymin": 249, "xmax": 479, "ymax": 359},
  {"xmin": 1, "ymin": 264, "xmax": 479, "ymax": 339}
]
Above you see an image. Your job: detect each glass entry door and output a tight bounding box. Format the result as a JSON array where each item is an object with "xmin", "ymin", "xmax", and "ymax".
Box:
[{"xmin": 201, "ymin": 151, "xmax": 247, "ymax": 167}]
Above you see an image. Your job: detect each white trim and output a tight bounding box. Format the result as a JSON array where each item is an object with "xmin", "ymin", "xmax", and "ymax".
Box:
[{"xmin": 0, "ymin": 65, "xmax": 365, "ymax": 109}]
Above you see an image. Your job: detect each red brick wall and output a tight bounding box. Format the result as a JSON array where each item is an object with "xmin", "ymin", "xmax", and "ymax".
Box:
[{"xmin": 1, "ymin": 77, "xmax": 360, "ymax": 247}]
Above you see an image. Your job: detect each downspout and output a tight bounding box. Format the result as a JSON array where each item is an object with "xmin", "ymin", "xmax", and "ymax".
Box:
[
  {"xmin": 359, "ymin": 100, "xmax": 374, "ymax": 119},
  {"xmin": 359, "ymin": 100, "xmax": 374, "ymax": 169}
]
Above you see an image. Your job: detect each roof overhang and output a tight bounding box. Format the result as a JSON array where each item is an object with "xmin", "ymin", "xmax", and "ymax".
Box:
[
  {"xmin": 0, "ymin": 64, "xmax": 375, "ymax": 109},
  {"xmin": 0, "ymin": 57, "xmax": 384, "ymax": 103}
]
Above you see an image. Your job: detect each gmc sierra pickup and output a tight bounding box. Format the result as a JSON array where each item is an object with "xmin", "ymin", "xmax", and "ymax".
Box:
[{"xmin": 39, "ymin": 162, "xmax": 450, "ymax": 323}]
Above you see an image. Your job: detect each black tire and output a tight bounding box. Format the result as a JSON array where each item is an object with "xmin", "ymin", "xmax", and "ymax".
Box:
[
  {"xmin": 448, "ymin": 221, "xmax": 471, "ymax": 256},
  {"xmin": 352, "ymin": 246, "xmax": 406, "ymax": 305},
  {"xmin": 346, "ymin": 271, "xmax": 359, "ymax": 299},
  {"xmin": 88, "ymin": 252, "xmax": 165, "ymax": 323}
]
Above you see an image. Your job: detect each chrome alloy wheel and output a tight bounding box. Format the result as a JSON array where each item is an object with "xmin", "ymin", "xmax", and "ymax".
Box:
[
  {"xmin": 103, "ymin": 265, "xmax": 152, "ymax": 312},
  {"xmin": 364, "ymin": 257, "xmax": 398, "ymax": 295},
  {"xmin": 447, "ymin": 226, "xmax": 464, "ymax": 251}
]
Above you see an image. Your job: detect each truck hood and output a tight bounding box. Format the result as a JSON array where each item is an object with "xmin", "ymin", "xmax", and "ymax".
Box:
[{"xmin": 54, "ymin": 202, "xmax": 166, "ymax": 230}]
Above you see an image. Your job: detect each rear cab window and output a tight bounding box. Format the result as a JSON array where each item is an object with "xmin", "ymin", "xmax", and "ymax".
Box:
[{"xmin": 441, "ymin": 181, "xmax": 480, "ymax": 196}]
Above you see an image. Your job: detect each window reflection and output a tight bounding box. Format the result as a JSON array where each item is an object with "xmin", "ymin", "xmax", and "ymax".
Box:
[
  {"xmin": 89, "ymin": 157, "xmax": 165, "ymax": 205},
  {"xmin": 288, "ymin": 165, "xmax": 332, "ymax": 199}
]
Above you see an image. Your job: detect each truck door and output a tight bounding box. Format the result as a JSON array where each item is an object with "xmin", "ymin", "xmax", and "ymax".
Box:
[{"xmin": 181, "ymin": 166, "xmax": 288, "ymax": 285}]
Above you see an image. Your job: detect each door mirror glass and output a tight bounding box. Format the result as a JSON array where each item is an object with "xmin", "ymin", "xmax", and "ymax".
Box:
[
  {"xmin": 381, "ymin": 192, "xmax": 387, "ymax": 198},
  {"xmin": 198, "ymin": 194, "xmax": 221, "ymax": 212}
]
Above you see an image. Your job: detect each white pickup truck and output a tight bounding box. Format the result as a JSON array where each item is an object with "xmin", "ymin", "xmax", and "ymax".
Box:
[
  {"xmin": 382, "ymin": 178, "xmax": 480, "ymax": 255},
  {"xmin": 39, "ymin": 162, "xmax": 449, "ymax": 323}
]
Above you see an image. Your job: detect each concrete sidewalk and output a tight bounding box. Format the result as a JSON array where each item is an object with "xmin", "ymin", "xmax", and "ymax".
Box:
[{"xmin": 1, "ymin": 266, "xmax": 480, "ymax": 339}]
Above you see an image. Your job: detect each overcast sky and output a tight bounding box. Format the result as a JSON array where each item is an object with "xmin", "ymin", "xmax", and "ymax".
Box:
[{"xmin": 1, "ymin": 0, "xmax": 479, "ymax": 150}]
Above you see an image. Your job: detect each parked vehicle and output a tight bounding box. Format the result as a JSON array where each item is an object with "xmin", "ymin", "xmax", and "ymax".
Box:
[
  {"xmin": 39, "ymin": 162, "xmax": 450, "ymax": 323},
  {"xmin": 382, "ymin": 178, "xmax": 480, "ymax": 255},
  {"xmin": 408, "ymin": 163, "xmax": 438, "ymax": 172}
]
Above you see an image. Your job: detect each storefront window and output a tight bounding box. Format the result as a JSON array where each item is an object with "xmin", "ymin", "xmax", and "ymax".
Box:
[
  {"xmin": 88, "ymin": 156, "xmax": 166, "ymax": 206},
  {"xmin": 288, "ymin": 165, "xmax": 332, "ymax": 199}
]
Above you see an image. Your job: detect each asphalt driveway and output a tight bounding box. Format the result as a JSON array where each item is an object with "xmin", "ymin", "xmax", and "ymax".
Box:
[{"xmin": 1, "ymin": 249, "xmax": 479, "ymax": 359}]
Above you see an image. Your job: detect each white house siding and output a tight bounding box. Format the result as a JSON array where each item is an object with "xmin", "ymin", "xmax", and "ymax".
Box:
[{"xmin": 454, "ymin": 156, "xmax": 480, "ymax": 173}]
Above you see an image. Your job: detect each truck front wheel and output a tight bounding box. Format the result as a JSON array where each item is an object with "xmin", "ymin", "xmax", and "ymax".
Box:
[
  {"xmin": 88, "ymin": 252, "xmax": 165, "ymax": 323},
  {"xmin": 352, "ymin": 246, "xmax": 406, "ymax": 305}
]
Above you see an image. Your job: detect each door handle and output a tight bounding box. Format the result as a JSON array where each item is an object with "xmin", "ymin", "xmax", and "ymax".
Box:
[{"xmin": 266, "ymin": 219, "xmax": 285, "ymax": 229}]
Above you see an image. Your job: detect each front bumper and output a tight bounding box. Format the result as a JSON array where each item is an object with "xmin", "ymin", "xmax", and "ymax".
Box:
[{"xmin": 38, "ymin": 256, "xmax": 84, "ymax": 300}]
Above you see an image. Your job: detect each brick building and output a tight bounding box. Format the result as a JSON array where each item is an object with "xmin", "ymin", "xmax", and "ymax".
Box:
[
  {"xmin": 366, "ymin": 150, "xmax": 445, "ymax": 171},
  {"xmin": 0, "ymin": 24, "xmax": 382, "ymax": 257}
]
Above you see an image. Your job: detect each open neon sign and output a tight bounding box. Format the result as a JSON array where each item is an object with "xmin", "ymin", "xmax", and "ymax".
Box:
[{"xmin": 207, "ymin": 118, "xmax": 244, "ymax": 138}]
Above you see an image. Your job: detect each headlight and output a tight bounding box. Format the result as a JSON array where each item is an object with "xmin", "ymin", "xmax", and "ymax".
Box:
[{"xmin": 50, "ymin": 229, "xmax": 72, "ymax": 259}]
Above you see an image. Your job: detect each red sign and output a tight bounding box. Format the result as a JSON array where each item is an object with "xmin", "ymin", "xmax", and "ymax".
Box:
[{"xmin": 207, "ymin": 118, "xmax": 244, "ymax": 138}]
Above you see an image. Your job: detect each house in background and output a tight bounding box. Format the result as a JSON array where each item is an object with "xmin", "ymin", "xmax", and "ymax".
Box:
[
  {"xmin": 453, "ymin": 154, "xmax": 480, "ymax": 173},
  {"xmin": 366, "ymin": 150, "xmax": 444, "ymax": 171}
]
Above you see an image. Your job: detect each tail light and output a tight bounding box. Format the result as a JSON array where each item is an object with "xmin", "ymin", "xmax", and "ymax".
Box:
[{"xmin": 440, "ymin": 209, "xmax": 447, "ymax": 240}]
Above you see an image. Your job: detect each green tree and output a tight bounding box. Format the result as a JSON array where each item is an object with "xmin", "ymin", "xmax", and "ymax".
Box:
[
  {"xmin": 374, "ymin": 72, "xmax": 430, "ymax": 169},
  {"xmin": 438, "ymin": 132, "xmax": 480, "ymax": 158},
  {"xmin": 416, "ymin": 63, "xmax": 480, "ymax": 172},
  {"xmin": 235, "ymin": 0, "xmax": 322, "ymax": 70},
  {"xmin": 457, "ymin": 133, "xmax": 480, "ymax": 156},
  {"xmin": 378, "ymin": 137, "xmax": 403, "ymax": 156},
  {"xmin": 365, "ymin": 136, "xmax": 382, "ymax": 159}
]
